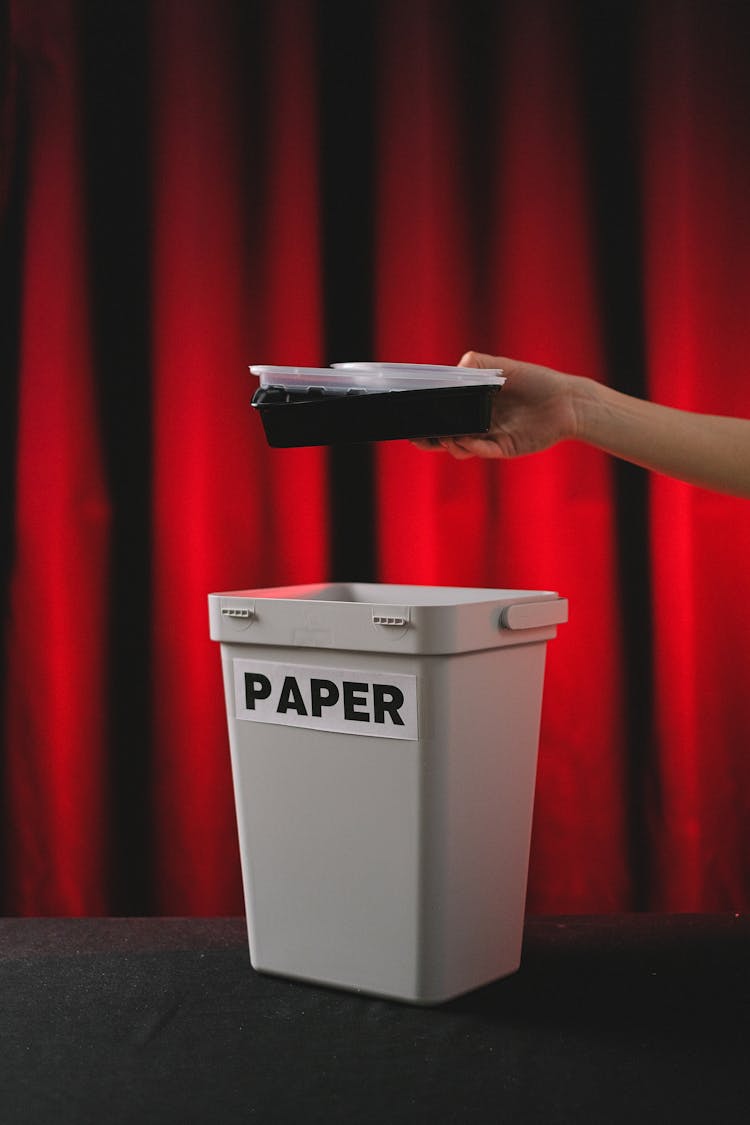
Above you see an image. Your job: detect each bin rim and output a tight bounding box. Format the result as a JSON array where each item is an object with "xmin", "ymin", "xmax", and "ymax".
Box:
[{"xmin": 209, "ymin": 581, "xmax": 562, "ymax": 607}]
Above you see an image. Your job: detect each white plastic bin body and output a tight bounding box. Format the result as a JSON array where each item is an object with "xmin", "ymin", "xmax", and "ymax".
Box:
[{"xmin": 208, "ymin": 583, "xmax": 567, "ymax": 1004}]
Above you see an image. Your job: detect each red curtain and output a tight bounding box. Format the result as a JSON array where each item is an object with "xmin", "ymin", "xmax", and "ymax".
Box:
[
  {"xmin": 148, "ymin": 0, "xmax": 327, "ymax": 913},
  {"xmin": 2, "ymin": 0, "xmax": 749, "ymax": 915},
  {"xmin": 3, "ymin": 0, "xmax": 112, "ymax": 914},
  {"xmin": 642, "ymin": 2, "xmax": 750, "ymax": 908},
  {"xmin": 374, "ymin": 1, "xmax": 629, "ymax": 911}
]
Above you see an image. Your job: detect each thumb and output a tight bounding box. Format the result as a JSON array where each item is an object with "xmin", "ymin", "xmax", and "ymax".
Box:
[{"xmin": 458, "ymin": 350, "xmax": 507, "ymax": 370}]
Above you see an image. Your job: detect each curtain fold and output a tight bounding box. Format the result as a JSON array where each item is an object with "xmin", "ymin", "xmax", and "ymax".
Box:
[
  {"xmin": 374, "ymin": 0, "xmax": 629, "ymax": 910},
  {"xmin": 2, "ymin": 0, "xmax": 749, "ymax": 915},
  {"xmin": 482, "ymin": 1, "xmax": 630, "ymax": 911},
  {"xmin": 642, "ymin": 0, "xmax": 750, "ymax": 908},
  {"xmin": 149, "ymin": 0, "xmax": 327, "ymax": 913},
  {"xmin": 4, "ymin": 0, "xmax": 111, "ymax": 913}
]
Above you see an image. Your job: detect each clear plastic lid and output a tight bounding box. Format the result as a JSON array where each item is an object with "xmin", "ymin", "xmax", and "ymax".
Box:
[{"xmin": 250, "ymin": 363, "xmax": 505, "ymax": 393}]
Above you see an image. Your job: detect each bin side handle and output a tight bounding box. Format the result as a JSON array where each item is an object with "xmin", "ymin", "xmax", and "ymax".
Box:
[
  {"xmin": 221, "ymin": 600, "xmax": 256, "ymax": 621},
  {"xmin": 500, "ymin": 599, "xmax": 568, "ymax": 631},
  {"xmin": 372, "ymin": 607, "xmax": 410, "ymax": 627}
]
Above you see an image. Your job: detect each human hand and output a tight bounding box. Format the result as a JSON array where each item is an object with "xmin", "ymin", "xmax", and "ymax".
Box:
[{"xmin": 413, "ymin": 351, "xmax": 587, "ymax": 460}]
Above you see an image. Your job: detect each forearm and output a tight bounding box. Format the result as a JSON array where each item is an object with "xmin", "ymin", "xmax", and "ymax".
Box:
[{"xmin": 572, "ymin": 377, "xmax": 750, "ymax": 499}]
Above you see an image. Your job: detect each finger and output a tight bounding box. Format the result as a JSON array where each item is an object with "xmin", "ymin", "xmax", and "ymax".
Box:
[
  {"xmin": 438, "ymin": 438, "xmax": 477, "ymax": 460},
  {"xmin": 458, "ymin": 350, "xmax": 493, "ymax": 369},
  {"xmin": 410, "ymin": 437, "xmax": 447, "ymax": 452},
  {"xmin": 448, "ymin": 434, "xmax": 506, "ymax": 459},
  {"xmin": 458, "ymin": 350, "xmax": 508, "ymax": 370},
  {"xmin": 458, "ymin": 352, "xmax": 516, "ymax": 383}
]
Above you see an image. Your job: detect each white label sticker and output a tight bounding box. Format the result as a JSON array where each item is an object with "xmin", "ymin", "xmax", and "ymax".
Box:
[{"xmin": 233, "ymin": 658, "xmax": 418, "ymax": 740}]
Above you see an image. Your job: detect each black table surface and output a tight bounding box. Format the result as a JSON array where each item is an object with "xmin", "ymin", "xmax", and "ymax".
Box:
[{"xmin": 1, "ymin": 914, "xmax": 748, "ymax": 1124}]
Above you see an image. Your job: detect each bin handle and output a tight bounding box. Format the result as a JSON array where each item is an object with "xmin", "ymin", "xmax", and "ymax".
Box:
[
  {"xmin": 500, "ymin": 599, "xmax": 568, "ymax": 631},
  {"xmin": 372, "ymin": 607, "xmax": 410, "ymax": 627},
  {"xmin": 221, "ymin": 601, "xmax": 255, "ymax": 622}
]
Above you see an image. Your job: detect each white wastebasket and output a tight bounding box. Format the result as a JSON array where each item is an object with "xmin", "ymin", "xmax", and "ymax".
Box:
[{"xmin": 208, "ymin": 582, "xmax": 567, "ymax": 1004}]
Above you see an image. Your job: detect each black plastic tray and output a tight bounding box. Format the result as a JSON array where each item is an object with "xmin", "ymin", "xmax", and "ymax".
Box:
[{"xmin": 252, "ymin": 383, "xmax": 499, "ymax": 448}]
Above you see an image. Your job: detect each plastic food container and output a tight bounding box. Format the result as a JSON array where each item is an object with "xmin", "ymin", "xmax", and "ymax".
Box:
[{"xmin": 250, "ymin": 363, "xmax": 505, "ymax": 447}]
